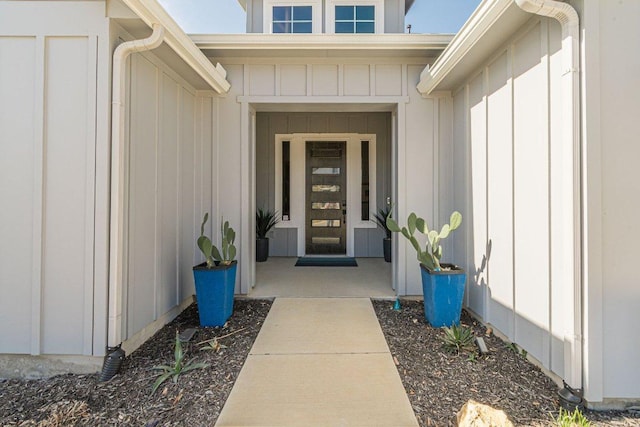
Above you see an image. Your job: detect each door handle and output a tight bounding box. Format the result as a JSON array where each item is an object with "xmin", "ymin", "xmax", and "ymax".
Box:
[{"xmin": 342, "ymin": 201, "xmax": 347, "ymax": 224}]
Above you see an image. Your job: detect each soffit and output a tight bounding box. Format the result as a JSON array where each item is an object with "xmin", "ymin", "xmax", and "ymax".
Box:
[
  {"xmin": 111, "ymin": 0, "xmax": 231, "ymax": 92},
  {"xmin": 192, "ymin": 34, "xmax": 452, "ymax": 59},
  {"xmin": 417, "ymin": 0, "xmax": 532, "ymax": 94}
]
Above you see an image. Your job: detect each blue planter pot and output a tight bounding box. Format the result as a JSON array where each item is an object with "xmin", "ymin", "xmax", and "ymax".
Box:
[
  {"xmin": 420, "ymin": 263, "xmax": 466, "ymax": 327},
  {"xmin": 193, "ymin": 261, "xmax": 237, "ymax": 327}
]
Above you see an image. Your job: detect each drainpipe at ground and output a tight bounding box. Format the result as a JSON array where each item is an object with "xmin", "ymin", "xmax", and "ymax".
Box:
[
  {"xmin": 514, "ymin": 0, "xmax": 582, "ymax": 393},
  {"xmin": 108, "ymin": 24, "xmax": 165, "ymax": 348}
]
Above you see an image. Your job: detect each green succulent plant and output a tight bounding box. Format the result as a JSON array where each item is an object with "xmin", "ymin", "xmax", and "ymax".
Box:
[
  {"xmin": 441, "ymin": 324, "xmax": 476, "ymax": 355},
  {"xmin": 197, "ymin": 213, "xmax": 236, "ymax": 268},
  {"xmin": 386, "ymin": 211, "xmax": 462, "ymax": 271},
  {"xmin": 256, "ymin": 208, "xmax": 280, "ymax": 239},
  {"xmin": 151, "ymin": 331, "xmax": 208, "ymax": 395}
]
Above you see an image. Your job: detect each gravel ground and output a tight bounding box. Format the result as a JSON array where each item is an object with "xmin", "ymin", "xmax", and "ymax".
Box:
[
  {"xmin": 0, "ymin": 299, "xmax": 272, "ymax": 427},
  {"xmin": 1, "ymin": 297, "xmax": 638, "ymax": 426},
  {"xmin": 373, "ymin": 299, "xmax": 640, "ymax": 427}
]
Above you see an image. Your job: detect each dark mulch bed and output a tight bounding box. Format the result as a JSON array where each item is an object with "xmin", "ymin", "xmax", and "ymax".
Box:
[
  {"xmin": 2, "ymin": 297, "xmax": 638, "ymax": 426},
  {"xmin": 0, "ymin": 299, "xmax": 272, "ymax": 427},
  {"xmin": 373, "ymin": 299, "xmax": 640, "ymax": 427}
]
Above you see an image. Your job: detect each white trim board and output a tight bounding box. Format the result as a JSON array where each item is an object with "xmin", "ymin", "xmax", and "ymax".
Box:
[{"xmin": 274, "ymin": 133, "xmax": 377, "ymax": 257}]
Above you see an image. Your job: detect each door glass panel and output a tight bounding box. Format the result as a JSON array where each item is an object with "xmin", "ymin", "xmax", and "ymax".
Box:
[
  {"xmin": 312, "ymin": 237, "xmax": 341, "ymax": 244},
  {"xmin": 311, "ymin": 219, "xmax": 341, "ymax": 227},
  {"xmin": 311, "ymin": 149, "xmax": 341, "ymax": 158},
  {"xmin": 312, "ymin": 167, "xmax": 340, "ymax": 175},
  {"xmin": 312, "ymin": 184, "xmax": 340, "ymax": 192},
  {"xmin": 312, "ymin": 202, "xmax": 340, "ymax": 210}
]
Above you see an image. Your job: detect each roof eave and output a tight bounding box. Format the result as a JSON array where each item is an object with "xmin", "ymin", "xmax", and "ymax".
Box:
[
  {"xmin": 417, "ymin": 0, "xmax": 528, "ymax": 95},
  {"xmin": 121, "ymin": 0, "xmax": 231, "ymax": 93}
]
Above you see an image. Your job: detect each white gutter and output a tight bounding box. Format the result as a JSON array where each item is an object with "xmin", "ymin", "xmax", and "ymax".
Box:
[
  {"xmin": 121, "ymin": 0, "xmax": 231, "ymax": 94},
  {"xmin": 514, "ymin": 0, "xmax": 582, "ymax": 390},
  {"xmin": 108, "ymin": 24, "xmax": 165, "ymax": 347}
]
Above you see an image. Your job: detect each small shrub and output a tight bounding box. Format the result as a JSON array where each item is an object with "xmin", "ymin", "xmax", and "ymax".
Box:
[
  {"xmin": 441, "ymin": 324, "xmax": 476, "ymax": 355},
  {"xmin": 556, "ymin": 408, "xmax": 591, "ymax": 427},
  {"xmin": 151, "ymin": 331, "xmax": 209, "ymax": 394}
]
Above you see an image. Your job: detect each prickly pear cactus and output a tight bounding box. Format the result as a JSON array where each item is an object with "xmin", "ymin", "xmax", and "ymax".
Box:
[
  {"xmin": 197, "ymin": 213, "xmax": 237, "ymax": 268},
  {"xmin": 387, "ymin": 210, "xmax": 461, "ymax": 271}
]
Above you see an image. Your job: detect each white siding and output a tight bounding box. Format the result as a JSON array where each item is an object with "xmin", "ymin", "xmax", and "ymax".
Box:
[
  {"xmin": 0, "ymin": 1, "xmax": 108, "ymax": 357},
  {"xmin": 450, "ymin": 19, "xmax": 566, "ymax": 380},
  {"xmin": 581, "ymin": 0, "xmax": 640, "ymax": 401},
  {"xmin": 121, "ymin": 49, "xmax": 217, "ymax": 342}
]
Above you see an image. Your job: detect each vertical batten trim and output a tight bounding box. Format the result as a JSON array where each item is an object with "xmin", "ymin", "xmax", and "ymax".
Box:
[
  {"xmin": 509, "ymin": 42, "xmax": 517, "ymax": 343},
  {"xmin": 432, "ymin": 98, "xmax": 440, "ymax": 225},
  {"xmin": 464, "ymin": 83, "xmax": 471, "ymax": 308},
  {"xmin": 483, "ymin": 65, "xmax": 490, "ymax": 323},
  {"xmin": 306, "ymin": 64, "xmax": 312, "ymax": 96},
  {"xmin": 239, "ymin": 101, "xmax": 251, "ymax": 294},
  {"xmin": 31, "ymin": 35, "xmax": 46, "ymax": 356},
  {"xmin": 83, "ymin": 35, "xmax": 98, "ymax": 355},
  {"xmin": 369, "ymin": 65, "xmax": 376, "ymax": 96},
  {"xmin": 396, "ymin": 102, "xmax": 407, "ymax": 295},
  {"xmin": 175, "ymin": 86, "xmax": 183, "ymax": 304}
]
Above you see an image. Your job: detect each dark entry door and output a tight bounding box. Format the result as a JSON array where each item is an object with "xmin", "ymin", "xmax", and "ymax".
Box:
[{"xmin": 305, "ymin": 141, "xmax": 347, "ymax": 254}]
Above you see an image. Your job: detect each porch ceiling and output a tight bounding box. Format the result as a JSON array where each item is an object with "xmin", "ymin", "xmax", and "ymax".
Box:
[{"xmin": 249, "ymin": 102, "xmax": 398, "ymax": 113}]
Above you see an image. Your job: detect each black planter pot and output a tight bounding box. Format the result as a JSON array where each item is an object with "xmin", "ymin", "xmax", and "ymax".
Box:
[
  {"xmin": 383, "ymin": 238, "xmax": 392, "ymax": 263},
  {"xmin": 256, "ymin": 238, "xmax": 269, "ymax": 262}
]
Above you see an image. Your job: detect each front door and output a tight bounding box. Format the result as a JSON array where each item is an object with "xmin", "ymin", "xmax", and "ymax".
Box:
[{"xmin": 305, "ymin": 141, "xmax": 347, "ymax": 254}]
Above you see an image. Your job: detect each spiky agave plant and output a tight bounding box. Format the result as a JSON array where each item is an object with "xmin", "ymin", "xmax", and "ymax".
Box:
[
  {"xmin": 197, "ymin": 213, "xmax": 236, "ymax": 267},
  {"xmin": 386, "ymin": 211, "xmax": 462, "ymax": 271},
  {"xmin": 151, "ymin": 331, "xmax": 208, "ymax": 394},
  {"xmin": 441, "ymin": 324, "xmax": 476, "ymax": 355},
  {"xmin": 256, "ymin": 208, "xmax": 279, "ymax": 239}
]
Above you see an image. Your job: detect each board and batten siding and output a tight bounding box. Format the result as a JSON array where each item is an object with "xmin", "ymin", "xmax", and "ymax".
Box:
[
  {"xmin": 450, "ymin": 18, "xmax": 567, "ymax": 380},
  {"xmin": 0, "ymin": 1, "xmax": 110, "ymax": 359},
  {"xmin": 119, "ymin": 41, "xmax": 218, "ymax": 349}
]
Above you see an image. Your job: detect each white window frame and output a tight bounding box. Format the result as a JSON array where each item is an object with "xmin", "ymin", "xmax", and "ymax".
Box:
[
  {"xmin": 326, "ymin": 0, "xmax": 384, "ymax": 34},
  {"xmin": 263, "ymin": 0, "xmax": 322, "ymax": 34},
  {"xmin": 274, "ymin": 133, "xmax": 377, "ymax": 257}
]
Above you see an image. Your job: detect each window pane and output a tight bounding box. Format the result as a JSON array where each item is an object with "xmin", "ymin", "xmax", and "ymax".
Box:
[
  {"xmin": 273, "ymin": 6, "xmax": 291, "ymax": 21},
  {"xmin": 293, "ymin": 6, "xmax": 312, "ymax": 20},
  {"xmin": 312, "ymin": 184, "xmax": 341, "ymax": 192},
  {"xmin": 356, "ymin": 22, "xmax": 375, "ymax": 33},
  {"xmin": 361, "ymin": 141, "xmax": 370, "ymax": 220},
  {"xmin": 335, "ymin": 22, "xmax": 354, "ymax": 33},
  {"xmin": 312, "ymin": 202, "xmax": 341, "ymax": 210},
  {"xmin": 335, "ymin": 6, "xmax": 354, "ymax": 20},
  {"xmin": 356, "ymin": 5, "xmax": 375, "ymax": 20},
  {"xmin": 312, "ymin": 237, "xmax": 341, "ymax": 244},
  {"xmin": 311, "ymin": 219, "xmax": 341, "ymax": 228},
  {"xmin": 312, "ymin": 167, "xmax": 340, "ymax": 175},
  {"xmin": 293, "ymin": 22, "xmax": 312, "ymax": 33},
  {"xmin": 273, "ymin": 22, "xmax": 290, "ymax": 33},
  {"xmin": 282, "ymin": 141, "xmax": 290, "ymax": 219}
]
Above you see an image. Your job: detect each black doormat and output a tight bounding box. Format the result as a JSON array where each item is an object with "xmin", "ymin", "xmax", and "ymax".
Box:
[{"xmin": 295, "ymin": 257, "xmax": 358, "ymax": 267}]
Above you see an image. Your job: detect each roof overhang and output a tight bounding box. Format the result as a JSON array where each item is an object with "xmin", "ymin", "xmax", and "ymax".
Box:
[
  {"xmin": 192, "ymin": 33, "xmax": 453, "ymax": 59},
  {"xmin": 417, "ymin": 0, "xmax": 532, "ymax": 95},
  {"xmin": 111, "ymin": 0, "xmax": 231, "ymax": 93}
]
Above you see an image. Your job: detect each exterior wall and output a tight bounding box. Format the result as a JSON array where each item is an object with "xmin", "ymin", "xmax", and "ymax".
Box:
[
  {"xmin": 579, "ymin": 0, "xmax": 640, "ymax": 404},
  {"xmin": 213, "ymin": 56, "xmax": 439, "ymax": 294},
  {"xmin": 0, "ymin": 1, "xmax": 111, "ymax": 361},
  {"xmin": 113, "ymin": 24, "xmax": 218, "ymax": 349},
  {"xmin": 449, "ymin": 18, "xmax": 567, "ymax": 381},
  {"xmin": 245, "ymin": 0, "xmax": 406, "ymax": 33},
  {"xmin": 255, "ymin": 112, "xmax": 391, "ymax": 257}
]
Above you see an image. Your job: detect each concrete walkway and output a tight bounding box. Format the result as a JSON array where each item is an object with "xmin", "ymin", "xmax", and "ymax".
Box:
[{"xmin": 215, "ymin": 298, "xmax": 418, "ymax": 427}]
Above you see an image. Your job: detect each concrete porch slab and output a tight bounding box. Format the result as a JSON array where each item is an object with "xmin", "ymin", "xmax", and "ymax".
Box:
[{"xmin": 251, "ymin": 298, "xmax": 389, "ymax": 355}]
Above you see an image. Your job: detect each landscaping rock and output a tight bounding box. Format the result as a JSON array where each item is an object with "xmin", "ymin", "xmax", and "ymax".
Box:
[{"xmin": 457, "ymin": 400, "xmax": 514, "ymax": 427}]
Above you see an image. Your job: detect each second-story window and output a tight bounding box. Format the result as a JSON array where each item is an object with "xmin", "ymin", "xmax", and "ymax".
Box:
[
  {"xmin": 272, "ymin": 6, "xmax": 313, "ymax": 33},
  {"xmin": 335, "ymin": 5, "xmax": 375, "ymax": 33}
]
